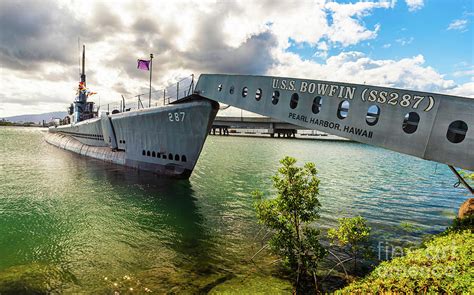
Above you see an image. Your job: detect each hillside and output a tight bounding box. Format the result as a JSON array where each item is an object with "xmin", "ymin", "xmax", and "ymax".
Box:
[{"xmin": 1, "ymin": 112, "xmax": 67, "ymax": 123}]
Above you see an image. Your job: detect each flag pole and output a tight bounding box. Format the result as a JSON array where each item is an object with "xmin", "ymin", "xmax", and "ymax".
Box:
[{"xmin": 149, "ymin": 53, "xmax": 153, "ymax": 108}]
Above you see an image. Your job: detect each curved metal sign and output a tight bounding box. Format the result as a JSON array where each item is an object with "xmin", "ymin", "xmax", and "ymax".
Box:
[{"xmin": 196, "ymin": 74, "xmax": 473, "ymax": 170}]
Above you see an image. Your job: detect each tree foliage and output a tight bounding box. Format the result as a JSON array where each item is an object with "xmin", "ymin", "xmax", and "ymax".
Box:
[
  {"xmin": 253, "ymin": 156, "xmax": 326, "ymax": 290},
  {"xmin": 328, "ymin": 216, "xmax": 371, "ymax": 273}
]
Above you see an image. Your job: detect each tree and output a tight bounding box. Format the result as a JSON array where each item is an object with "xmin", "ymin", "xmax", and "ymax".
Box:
[
  {"xmin": 327, "ymin": 216, "xmax": 371, "ymax": 274},
  {"xmin": 253, "ymin": 156, "xmax": 326, "ymax": 292}
]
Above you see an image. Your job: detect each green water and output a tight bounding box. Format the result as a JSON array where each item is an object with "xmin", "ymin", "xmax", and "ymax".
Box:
[{"xmin": 0, "ymin": 127, "xmax": 468, "ymax": 293}]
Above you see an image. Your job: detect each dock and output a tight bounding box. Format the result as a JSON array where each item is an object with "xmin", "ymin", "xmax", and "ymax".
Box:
[{"xmin": 211, "ymin": 116, "xmax": 348, "ymax": 140}]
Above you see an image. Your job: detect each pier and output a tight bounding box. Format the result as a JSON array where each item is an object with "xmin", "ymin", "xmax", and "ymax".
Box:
[
  {"xmin": 210, "ymin": 116, "xmax": 346, "ymax": 139},
  {"xmin": 211, "ymin": 116, "xmax": 299, "ymax": 138}
]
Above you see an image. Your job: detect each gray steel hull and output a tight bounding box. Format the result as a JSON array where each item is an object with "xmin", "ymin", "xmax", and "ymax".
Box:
[{"xmin": 46, "ymin": 96, "xmax": 219, "ymax": 178}]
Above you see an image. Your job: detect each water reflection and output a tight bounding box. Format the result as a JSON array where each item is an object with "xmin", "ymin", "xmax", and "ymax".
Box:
[{"xmin": 57, "ymin": 155, "xmax": 218, "ymax": 292}]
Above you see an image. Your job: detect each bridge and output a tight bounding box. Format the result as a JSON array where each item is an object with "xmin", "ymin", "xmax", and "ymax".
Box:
[
  {"xmin": 211, "ymin": 116, "xmax": 304, "ymax": 137},
  {"xmin": 195, "ymin": 74, "xmax": 473, "ymax": 173}
]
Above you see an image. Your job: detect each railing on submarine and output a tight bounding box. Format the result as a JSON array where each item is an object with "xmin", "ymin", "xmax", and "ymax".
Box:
[{"xmin": 100, "ymin": 75, "xmax": 195, "ymax": 114}]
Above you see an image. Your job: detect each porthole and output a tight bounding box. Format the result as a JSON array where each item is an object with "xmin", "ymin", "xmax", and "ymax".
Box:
[
  {"xmin": 366, "ymin": 105, "xmax": 380, "ymax": 126},
  {"xmin": 272, "ymin": 91, "xmax": 280, "ymax": 105},
  {"xmin": 229, "ymin": 85, "xmax": 234, "ymax": 94},
  {"xmin": 447, "ymin": 120, "xmax": 468, "ymax": 143},
  {"xmin": 142, "ymin": 150, "xmax": 146, "ymax": 156},
  {"xmin": 312, "ymin": 96, "xmax": 322, "ymax": 114},
  {"xmin": 402, "ymin": 112, "xmax": 420, "ymax": 134},
  {"xmin": 218, "ymin": 84, "xmax": 223, "ymax": 91},
  {"xmin": 182, "ymin": 155, "xmax": 187, "ymax": 162},
  {"xmin": 255, "ymin": 88, "xmax": 262, "ymax": 101},
  {"xmin": 168, "ymin": 153, "xmax": 173, "ymax": 160},
  {"xmin": 152, "ymin": 151, "xmax": 156, "ymax": 157},
  {"xmin": 242, "ymin": 87, "xmax": 248, "ymax": 97},
  {"xmin": 290, "ymin": 93, "xmax": 299, "ymax": 109},
  {"xmin": 147, "ymin": 151, "xmax": 151, "ymax": 156},
  {"xmin": 337, "ymin": 100, "xmax": 350, "ymax": 120}
]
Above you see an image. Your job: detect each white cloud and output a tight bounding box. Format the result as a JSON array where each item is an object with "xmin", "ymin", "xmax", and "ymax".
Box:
[
  {"xmin": 405, "ymin": 0, "xmax": 424, "ymax": 12},
  {"xmin": 453, "ymin": 69, "xmax": 474, "ymax": 78},
  {"xmin": 221, "ymin": 0, "xmax": 388, "ymax": 49},
  {"xmin": 268, "ymin": 51, "xmax": 465, "ymax": 96},
  {"xmin": 314, "ymin": 41, "xmax": 329, "ymax": 58},
  {"xmin": 325, "ymin": 1, "xmax": 387, "ymax": 46},
  {"xmin": 396, "ymin": 37, "xmax": 414, "ymax": 46},
  {"xmin": 0, "ymin": 0, "xmax": 472, "ymax": 119},
  {"xmin": 447, "ymin": 19, "xmax": 468, "ymax": 31},
  {"xmin": 383, "ymin": 43, "xmax": 392, "ymax": 48},
  {"xmin": 1, "ymin": 0, "xmax": 395, "ymax": 117},
  {"xmin": 222, "ymin": 0, "xmax": 329, "ymax": 49},
  {"xmin": 317, "ymin": 41, "xmax": 329, "ymax": 52},
  {"xmin": 447, "ymin": 81, "xmax": 474, "ymax": 98}
]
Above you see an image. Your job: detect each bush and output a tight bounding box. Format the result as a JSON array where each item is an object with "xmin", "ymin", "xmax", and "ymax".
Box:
[
  {"xmin": 328, "ymin": 216, "xmax": 371, "ymax": 274},
  {"xmin": 253, "ymin": 156, "xmax": 326, "ymax": 292},
  {"xmin": 447, "ymin": 215, "xmax": 474, "ymax": 233},
  {"xmin": 338, "ymin": 230, "xmax": 474, "ymax": 293}
]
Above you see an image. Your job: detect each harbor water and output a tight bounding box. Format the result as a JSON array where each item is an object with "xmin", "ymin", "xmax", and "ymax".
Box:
[{"xmin": 0, "ymin": 127, "xmax": 468, "ymax": 293}]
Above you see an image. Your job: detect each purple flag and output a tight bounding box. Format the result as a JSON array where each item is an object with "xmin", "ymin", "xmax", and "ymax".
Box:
[{"xmin": 137, "ymin": 59, "xmax": 150, "ymax": 71}]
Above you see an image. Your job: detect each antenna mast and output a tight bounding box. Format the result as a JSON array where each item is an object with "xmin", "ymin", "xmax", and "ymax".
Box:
[{"xmin": 81, "ymin": 45, "xmax": 86, "ymax": 86}]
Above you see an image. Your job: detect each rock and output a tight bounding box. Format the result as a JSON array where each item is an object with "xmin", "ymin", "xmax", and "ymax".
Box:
[{"xmin": 458, "ymin": 198, "xmax": 474, "ymax": 219}]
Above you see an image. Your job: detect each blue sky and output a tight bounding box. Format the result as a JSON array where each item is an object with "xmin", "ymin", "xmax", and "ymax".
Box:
[{"xmin": 288, "ymin": 0, "xmax": 473, "ymax": 83}]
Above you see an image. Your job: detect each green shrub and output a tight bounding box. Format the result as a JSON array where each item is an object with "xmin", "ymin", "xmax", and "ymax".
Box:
[
  {"xmin": 328, "ymin": 216, "xmax": 371, "ymax": 274},
  {"xmin": 447, "ymin": 215, "xmax": 474, "ymax": 233},
  {"xmin": 253, "ymin": 156, "xmax": 326, "ymax": 292},
  {"xmin": 338, "ymin": 230, "xmax": 474, "ymax": 293}
]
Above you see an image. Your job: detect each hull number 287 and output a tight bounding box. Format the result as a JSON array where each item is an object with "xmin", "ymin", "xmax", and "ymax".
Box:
[{"xmin": 168, "ymin": 112, "xmax": 185, "ymax": 122}]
